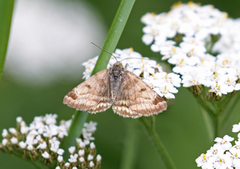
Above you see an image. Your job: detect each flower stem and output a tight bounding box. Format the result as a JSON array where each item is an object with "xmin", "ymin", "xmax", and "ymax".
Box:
[
  {"xmin": 150, "ymin": 116, "xmax": 156, "ymax": 130},
  {"xmin": 120, "ymin": 120, "xmax": 139, "ymax": 169},
  {"xmin": 61, "ymin": 111, "xmax": 88, "ymax": 160},
  {"xmin": 0, "ymin": 0, "xmax": 15, "ymax": 81},
  {"xmin": 221, "ymin": 92, "xmax": 240, "ymax": 130},
  {"xmin": 139, "ymin": 117, "xmax": 176, "ymax": 169},
  {"xmin": 198, "ymin": 105, "xmax": 217, "ymax": 143}
]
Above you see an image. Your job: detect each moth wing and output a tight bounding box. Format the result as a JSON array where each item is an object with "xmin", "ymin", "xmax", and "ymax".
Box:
[
  {"xmin": 112, "ymin": 71, "xmax": 167, "ymax": 118},
  {"xmin": 63, "ymin": 69, "xmax": 112, "ymax": 112},
  {"xmin": 88, "ymin": 89, "xmax": 112, "ymax": 113},
  {"xmin": 112, "ymin": 86, "xmax": 142, "ymax": 118}
]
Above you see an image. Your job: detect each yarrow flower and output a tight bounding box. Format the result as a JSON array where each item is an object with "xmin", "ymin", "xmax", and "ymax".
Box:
[
  {"xmin": 0, "ymin": 114, "xmax": 102, "ymax": 169},
  {"xmin": 82, "ymin": 48, "xmax": 181, "ymax": 100},
  {"xmin": 195, "ymin": 122, "xmax": 240, "ymax": 168},
  {"xmin": 141, "ymin": 2, "xmax": 240, "ymax": 98}
]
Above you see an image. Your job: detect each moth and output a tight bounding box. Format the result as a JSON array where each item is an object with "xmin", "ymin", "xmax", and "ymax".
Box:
[{"xmin": 63, "ymin": 61, "xmax": 167, "ymax": 118}]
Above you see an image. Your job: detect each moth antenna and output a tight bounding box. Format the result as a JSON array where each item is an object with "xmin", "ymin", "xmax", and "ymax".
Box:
[
  {"xmin": 91, "ymin": 42, "xmax": 118, "ymax": 62},
  {"xmin": 120, "ymin": 57, "xmax": 145, "ymax": 62}
]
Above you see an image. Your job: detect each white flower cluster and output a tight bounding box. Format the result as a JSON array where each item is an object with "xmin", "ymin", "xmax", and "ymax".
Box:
[
  {"xmin": 82, "ymin": 48, "xmax": 181, "ymax": 99},
  {"xmin": 0, "ymin": 114, "xmax": 101, "ymax": 169},
  {"xmin": 196, "ymin": 122, "xmax": 240, "ymax": 169},
  {"xmin": 141, "ymin": 2, "xmax": 240, "ymax": 97}
]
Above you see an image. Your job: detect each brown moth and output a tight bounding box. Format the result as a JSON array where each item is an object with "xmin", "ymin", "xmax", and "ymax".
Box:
[{"xmin": 63, "ymin": 61, "xmax": 167, "ymax": 118}]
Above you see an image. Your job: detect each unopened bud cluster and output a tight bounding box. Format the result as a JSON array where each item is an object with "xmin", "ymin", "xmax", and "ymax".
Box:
[{"xmin": 0, "ymin": 114, "xmax": 101, "ymax": 169}]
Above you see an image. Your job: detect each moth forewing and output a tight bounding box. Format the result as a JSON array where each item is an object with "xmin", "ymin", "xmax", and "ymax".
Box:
[
  {"xmin": 63, "ymin": 69, "xmax": 112, "ymax": 112},
  {"xmin": 63, "ymin": 62, "xmax": 167, "ymax": 118},
  {"xmin": 112, "ymin": 70, "xmax": 167, "ymax": 117}
]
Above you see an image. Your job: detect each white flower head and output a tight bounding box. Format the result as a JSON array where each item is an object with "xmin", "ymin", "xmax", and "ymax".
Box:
[
  {"xmin": 42, "ymin": 151, "xmax": 50, "ymax": 159},
  {"xmin": 64, "ymin": 162, "xmax": 70, "ymax": 167},
  {"xmin": 57, "ymin": 125, "xmax": 68, "ymax": 139},
  {"xmin": 36, "ymin": 141, "xmax": 47, "ymax": 150},
  {"xmin": 16, "ymin": 116, "xmax": 23, "ymax": 123},
  {"xmin": 43, "ymin": 114, "xmax": 57, "ymax": 125},
  {"xmin": 87, "ymin": 154, "xmax": 94, "ymax": 161},
  {"xmin": 90, "ymin": 142, "xmax": 96, "ymax": 149},
  {"xmin": 213, "ymin": 153, "xmax": 233, "ymax": 169},
  {"xmin": 50, "ymin": 142, "xmax": 60, "ymax": 153},
  {"xmin": 79, "ymin": 140, "xmax": 86, "ymax": 148},
  {"xmin": 27, "ymin": 144, "xmax": 34, "ymax": 151},
  {"xmin": 89, "ymin": 161, "xmax": 95, "ymax": 167},
  {"xmin": 9, "ymin": 128, "xmax": 17, "ymax": 135},
  {"xmin": 68, "ymin": 154, "xmax": 78, "ymax": 163},
  {"xmin": 57, "ymin": 148, "xmax": 64, "ymax": 156},
  {"xmin": 96, "ymin": 154, "xmax": 102, "ymax": 162},
  {"xmin": 20, "ymin": 126, "xmax": 29, "ymax": 135},
  {"xmin": 57, "ymin": 155, "xmax": 63, "ymax": 163},
  {"xmin": 19, "ymin": 141, "xmax": 27, "ymax": 149},
  {"xmin": 83, "ymin": 121, "xmax": 97, "ymax": 133},
  {"xmin": 79, "ymin": 156, "xmax": 85, "ymax": 162},
  {"xmin": 82, "ymin": 47, "xmax": 180, "ymax": 101},
  {"xmin": 214, "ymin": 135, "xmax": 234, "ymax": 151},
  {"xmin": 232, "ymin": 122, "xmax": 240, "ymax": 133},
  {"xmin": 210, "ymin": 82, "xmax": 233, "ymax": 97},
  {"xmin": 229, "ymin": 145, "xmax": 240, "ymax": 168},
  {"xmin": 141, "ymin": 2, "xmax": 240, "ymax": 97},
  {"xmin": 155, "ymin": 83, "xmax": 178, "ymax": 99},
  {"xmin": 195, "ymin": 153, "xmax": 214, "ymax": 168},
  {"xmin": 10, "ymin": 137, "xmax": 18, "ymax": 144},
  {"xmin": 2, "ymin": 129, "xmax": 8, "ymax": 138},
  {"xmin": 2, "ymin": 138, "xmax": 8, "ymax": 146},
  {"xmin": 68, "ymin": 146, "xmax": 76, "ymax": 154},
  {"xmin": 78, "ymin": 149, "xmax": 85, "ymax": 156}
]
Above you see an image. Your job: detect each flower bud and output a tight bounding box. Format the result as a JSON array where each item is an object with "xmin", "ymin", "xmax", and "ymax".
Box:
[
  {"xmin": 191, "ymin": 85, "xmax": 203, "ymax": 95},
  {"xmin": 206, "ymin": 89, "xmax": 221, "ymax": 101}
]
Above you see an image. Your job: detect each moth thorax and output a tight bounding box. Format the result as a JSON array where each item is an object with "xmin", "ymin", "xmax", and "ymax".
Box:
[{"xmin": 110, "ymin": 62, "xmax": 124, "ymax": 80}]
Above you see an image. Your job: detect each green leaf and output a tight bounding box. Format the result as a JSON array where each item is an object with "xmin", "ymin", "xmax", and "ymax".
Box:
[{"xmin": 0, "ymin": 0, "xmax": 15, "ymax": 81}]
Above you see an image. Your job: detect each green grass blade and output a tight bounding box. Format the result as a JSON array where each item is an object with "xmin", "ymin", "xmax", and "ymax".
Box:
[
  {"xmin": 92, "ymin": 0, "xmax": 136, "ymax": 74},
  {"xmin": 0, "ymin": 0, "xmax": 15, "ymax": 81}
]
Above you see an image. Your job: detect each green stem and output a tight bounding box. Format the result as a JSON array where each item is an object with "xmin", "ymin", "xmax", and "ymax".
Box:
[
  {"xmin": 61, "ymin": 111, "xmax": 88, "ymax": 160},
  {"xmin": 0, "ymin": 0, "xmax": 14, "ymax": 81},
  {"xmin": 139, "ymin": 117, "xmax": 176, "ymax": 169},
  {"xmin": 188, "ymin": 88, "xmax": 215, "ymax": 115},
  {"xmin": 214, "ymin": 115, "xmax": 219, "ymax": 138},
  {"xmin": 198, "ymin": 106, "xmax": 216, "ymax": 143},
  {"xmin": 61, "ymin": 0, "xmax": 136, "ymax": 162},
  {"xmin": 120, "ymin": 120, "xmax": 138, "ymax": 169},
  {"xmin": 150, "ymin": 116, "xmax": 155, "ymax": 130},
  {"xmin": 92, "ymin": 0, "xmax": 135, "ymax": 74},
  {"xmin": 221, "ymin": 92, "xmax": 240, "ymax": 130},
  {"xmin": 188, "ymin": 88, "xmax": 220, "ymax": 142}
]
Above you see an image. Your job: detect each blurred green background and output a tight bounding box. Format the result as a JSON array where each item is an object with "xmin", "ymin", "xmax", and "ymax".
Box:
[{"xmin": 1, "ymin": 0, "xmax": 240, "ymax": 169}]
